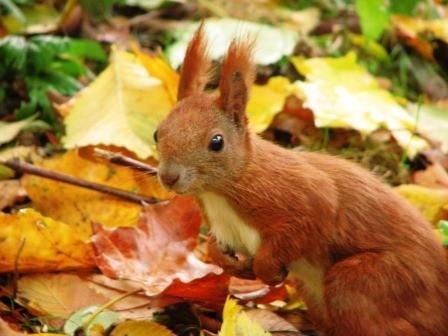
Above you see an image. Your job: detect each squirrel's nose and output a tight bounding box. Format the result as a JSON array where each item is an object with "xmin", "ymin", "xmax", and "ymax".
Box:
[{"xmin": 160, "ymin": 173, "xmax": 180, "ymax": 188}]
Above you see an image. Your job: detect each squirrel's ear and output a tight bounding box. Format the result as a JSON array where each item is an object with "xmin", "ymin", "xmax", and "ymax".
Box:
[
  {"xmin": 218, "ymin": 38, "xmax": 255, "ymax": 127},
  {"xmin": 177, "ymin": 23, "xmax": 212, "ymax": 101}
]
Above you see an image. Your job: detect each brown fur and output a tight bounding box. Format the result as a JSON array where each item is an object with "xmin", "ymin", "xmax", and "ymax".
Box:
[
  {"xmin": 177, "ymin": 22, "xmax": 212, "ymax": 100},
  {"xmin": 156, "ymin": 27, "xmax": 448, "ymax": 335}
]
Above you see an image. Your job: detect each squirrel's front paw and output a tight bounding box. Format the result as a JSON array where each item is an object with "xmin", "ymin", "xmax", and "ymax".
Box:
[
  {"xmin": 207, "ymin": 236, "xmax": 256, "ymax": 279},
  {"xmin": 253, "ymin": 259, "xmax": 288, "ymax": 286}
]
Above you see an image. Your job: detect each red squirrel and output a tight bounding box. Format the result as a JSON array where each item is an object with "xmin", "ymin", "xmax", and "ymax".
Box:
[{"xmin": 155, "ymin": 24, "xmax": 448, "ymax": 335}]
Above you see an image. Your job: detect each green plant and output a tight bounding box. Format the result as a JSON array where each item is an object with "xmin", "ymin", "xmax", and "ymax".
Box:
[
  {"xmin": 355, "ymin": 0, "xmax": 419, "ymax": 40},
  {"xmin": 0, "ymin": 35, "xmax": 106, "ymax": 129}
]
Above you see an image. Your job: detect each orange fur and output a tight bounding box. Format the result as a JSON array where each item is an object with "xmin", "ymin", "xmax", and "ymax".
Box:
[
  {"xmin": 156, "ymin": 26, "xmax": 448, "ymax": 336},
  {"xmin": 218, "ymin": 37, "xmax": 256, "ymax": 104},
  {"xmin": 177, "ymin": 22, "xmax": 212, "ymax": 100}
]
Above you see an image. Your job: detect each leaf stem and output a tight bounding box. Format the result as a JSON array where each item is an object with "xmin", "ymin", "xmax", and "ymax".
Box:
[
  {"xmin": 81, "ymin": 288, "xmax": 143, "ymax": 330},
  {"xmin": 2, "ymin": 160, "xmax": 157, "ymax": 204}
]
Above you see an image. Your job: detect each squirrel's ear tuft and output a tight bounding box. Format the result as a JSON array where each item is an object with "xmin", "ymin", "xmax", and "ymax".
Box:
[
  {"xmin": 177, "ymin": 22, "xmax": 212, "ymax": 101},
  {"xmin": 218, "ymin": 38, "xmax": 256, "ymax": 127}
]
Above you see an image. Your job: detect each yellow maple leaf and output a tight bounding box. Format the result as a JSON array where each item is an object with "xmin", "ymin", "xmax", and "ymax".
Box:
[
  {"xmin": 22, "ymin": 150, "xmax": 172, "ymax": 240},
  {"xmin": 291, "ymin": 52, "xmax": 428, "ymax": 157},
  {"xmin": 0, "ymin": 209, "xmax": 95, "ymax": 272},
  {"xmin": 220, "ymin": 297, "xmax": 271, "ymax": 336}
]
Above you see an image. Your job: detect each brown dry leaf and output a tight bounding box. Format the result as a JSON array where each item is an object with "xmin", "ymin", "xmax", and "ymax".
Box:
[
  {"xmin": 413, "ymin": 162, "xmax": 448, "ymax": 189},
  {"xmin": 245, "ymin": 309, "xmax": 301, "ymax": 335},
  {"xmin": 17, "ymin": 274, "xmax": 110, "ymax": 323},
  {"xmin": 110, "ymin": 320, "xmax": 174, "ymax": 336},
  {"xmin": 0, "ymin": 180, "xmax": 27, "ymax": 210},
  {"xmin": 22, "ymin": 149, "xmax": 172, "ymax": 240},
  {"xmin": 17, "ymin": 273, "xmax": 153, "ymax": 326},
  {"xmin": 0, "ymin": 209, "xmax": 95, "ymax": 273},
  {"xmin": 92, "ymin": 196, "xmax": 222, "ymax": 296}
]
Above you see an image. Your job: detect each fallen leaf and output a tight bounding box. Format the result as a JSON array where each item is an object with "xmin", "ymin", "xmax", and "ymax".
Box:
[
  {"xmin": 220, "ymin": 297, "xmax": 271, "ymax": 336},
  {"xmin": 92, "ymin": 196, "xmax": 222, "ymax": 296},
  {"xmin": 245, "ymin": 309, "xmax": 301, "ymax": 335},
  {"xmin": 163, "ymin": 274, "xmax": 230, "ymax": 306},
  {"xmin": 132, "ymin": 44, "xmax": 179, "ymax": 105},
  {"xmin": 291, "ymin": 52, "xmax": 428, "ymax": 157},
  {"xmin": 0, "ymin": 116, "xmax": 36, "ymax": 146},
  {"xmin": 0, "ymin": 318, "xmax": 65, "ymax": 336},
  {"xmin": 413, "ymin": 162, "xmax": 448, "ymax": 189},
  {"xmin": 1, "ymin": 4, "xmax": 59, "ymax": 34},
  {"xmin": 248, "ymin": 77, "xmax": 292, "ymax": 133},
  {"xmin": 394, "ymin": 184, "xmax": 448, "ymax": 225},
  {"xmin": 0, "ymin": 209, "xmax": 95, "ymax": 272},
  {"xmin": 408, "ymin": 104, "xmax": 448, "ymax": 152},
  {"xmin": 22, "ymin": 150, "xmax": 171, "ymax": 240},
  {"xmin": 166, "ymin": 18, "xmax": 299, "ymax": 69},
  {"xmin": 229, "ymin": 278, "xmax": 270, "ymax": 301},
  {"xmin": 64, "ymin": 305, "xmax": 118, "ymax": 336},
  {"xmin": 18, "ymin": 274, "xmax": 152, "ymax": 327},
  {"xmin": 0, "ymin": 180, "xmax": 27, "ymax": 210},
  {"xmin": 63, "ymin": 48, "xmax": 172, "ymax": 159},
  {"xmin": 392, "ymin": 15, "xmax": 448, "ymax": 60},
  {"xmin": 110, "ymin": 320, "xmax": 174, "ymax": 336}
]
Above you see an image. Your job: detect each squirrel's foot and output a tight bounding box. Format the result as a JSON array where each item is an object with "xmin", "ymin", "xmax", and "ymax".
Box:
[
  {"xmin": 253, "ymin": 258, "xmax": 288, "ymax": 286},
  {"xmin": 207, "ymin": 236, "xmax": 256, "ymax": 279}
]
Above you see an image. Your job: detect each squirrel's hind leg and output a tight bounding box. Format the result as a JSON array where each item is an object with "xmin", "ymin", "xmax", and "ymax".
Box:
[{"xmin": 323, "ymin": 252, "xmax": 422, "ymax": 336}]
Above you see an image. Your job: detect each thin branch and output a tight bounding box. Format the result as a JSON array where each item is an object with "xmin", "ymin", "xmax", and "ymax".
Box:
[
  {"xmin": 3, "ymin": 160, "xmax": 157, "ymax": 204},
  {"xmin": 94, "ymin": 148, "xmax": 158, "ymax": 175}
]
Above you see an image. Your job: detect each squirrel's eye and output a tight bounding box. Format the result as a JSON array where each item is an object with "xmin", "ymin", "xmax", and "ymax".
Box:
[
  {"xmin": 153, "ymin": 130, "xmax": 158, "ymax": 143},
  {"xmin": 209, "ymin": 134, "xmax": 224, "ymax": 152}
]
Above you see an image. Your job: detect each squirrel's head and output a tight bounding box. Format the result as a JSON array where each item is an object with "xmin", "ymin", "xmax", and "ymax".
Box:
[{"xmin": 156, "ymin": 24, "xmax": 255, "ymax": 194}]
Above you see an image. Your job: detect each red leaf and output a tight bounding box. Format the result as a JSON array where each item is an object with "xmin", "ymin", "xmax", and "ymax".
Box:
[{"xmin": 92, "ymin": 196, "xmax": 222, "ymax": 296}]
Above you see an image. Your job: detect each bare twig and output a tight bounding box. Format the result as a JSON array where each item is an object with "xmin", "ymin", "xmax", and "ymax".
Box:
[
  {"xmin": 3, "ymin": 160, "xmax": 157, "ymax": 204},
  {"xmin": 94, "ymin": 148, "xmax": 158, "ymax": 175}
]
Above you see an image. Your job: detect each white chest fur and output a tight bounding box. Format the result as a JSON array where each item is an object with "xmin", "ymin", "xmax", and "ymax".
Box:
[{"xmin": 198, "ymin": 192, "xmax": 261, "ymax": 256}]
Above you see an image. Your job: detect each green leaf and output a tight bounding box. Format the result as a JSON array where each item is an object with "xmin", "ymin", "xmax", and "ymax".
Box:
[
  {"xmin": 0, "ymin": 115, "xmax": 36, "ymax": 145},
  {"xmin": 67, "ymin": 39, "xmax": 107, "ymax": 62},
  {"xmin": 78, "ymin": 0, "xmax": 121, "ymax": 17},
  {"xmin": 390, "ymin": 0, "xmax": 419, "ymax": 15},
  {"xmin": 437, "ymin": 220, "xmax": 448, "ymax": 246},
  {"xmin": 0, "ymin": 35, "xmax": 28, "ymax": 75},
  {"xmin": 355, "ymin": 0, "xmax": 390, "ymax": 40},
  {"xmin": 64, "ymin": 305, "xmax": 118, "ymax": 336},
  {"xmin": 27, "ymin": 35, "xmax": 69, "ymax": 73}
]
